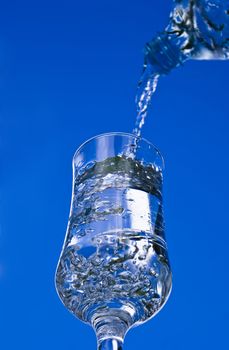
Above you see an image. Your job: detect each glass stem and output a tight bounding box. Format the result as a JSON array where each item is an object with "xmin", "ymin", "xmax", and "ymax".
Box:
[
  {"xmin": 98, "ymin": 339, "xmax": 123, "ymax": 350},
  {"xmin": 92, "ymin": 312, "xmax": 131, "ymax": 350}
]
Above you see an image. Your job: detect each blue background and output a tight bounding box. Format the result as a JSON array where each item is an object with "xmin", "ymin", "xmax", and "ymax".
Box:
[{"xmin": 1, "ymin": 1, "xmax": 228, "ymax": 349}]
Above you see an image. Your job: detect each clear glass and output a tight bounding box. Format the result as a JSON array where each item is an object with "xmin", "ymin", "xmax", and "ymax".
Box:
[{"xmin": 55, "ymin": 132, "xmax": 172, "ymax": 350}]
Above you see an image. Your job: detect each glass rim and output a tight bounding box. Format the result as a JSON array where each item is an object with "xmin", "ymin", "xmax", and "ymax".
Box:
[{"xmin": 73, "ymin": 131, "xmax": 165, "ymax": 169}]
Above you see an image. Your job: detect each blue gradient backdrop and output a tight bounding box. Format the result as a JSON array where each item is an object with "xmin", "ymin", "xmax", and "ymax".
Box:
[{"xmin": 1, "ymin": 1, "xmax": 229, "ymax": 349}]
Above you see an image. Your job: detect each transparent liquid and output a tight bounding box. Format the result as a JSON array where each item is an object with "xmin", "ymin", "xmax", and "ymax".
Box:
[
  {"xmin": 134, "ymin": 0, "xmax": 229, "ymax": 139},
  {"xmin": 56, "ymin": 156, "xmax": 171, "ymax": 326},
  {"xmin": 133, "ymin": 68, "xmax": 159, "ymax": 139}
]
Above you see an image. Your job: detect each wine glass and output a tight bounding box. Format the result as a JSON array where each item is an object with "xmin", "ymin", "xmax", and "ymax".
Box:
[{"xmin": 55, "ymin": 132, "xmax": 172, "ymax": 350}]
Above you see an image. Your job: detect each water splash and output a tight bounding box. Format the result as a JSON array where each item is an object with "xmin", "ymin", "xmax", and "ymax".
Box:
[
  {"xmin": 133, "ymin": 0, "xmax": 229, "ymax": 141},
  {"xmin": 133, "ymin": 64, "xmax": 160, "ymax": 139}
]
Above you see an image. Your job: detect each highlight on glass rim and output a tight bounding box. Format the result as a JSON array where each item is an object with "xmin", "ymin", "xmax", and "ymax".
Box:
[
  {"xmin": 54, "ymin": 1, "xmax": 229, "ymax": 350},
  {"xmin": 1, "ymin": 1, "xmax": 228, "ymax": 350}
]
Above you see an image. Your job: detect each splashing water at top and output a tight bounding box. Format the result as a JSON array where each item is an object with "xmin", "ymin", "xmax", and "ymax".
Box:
[
  {"xmin": 125, "ymin": 65, "xmax": 159, "ymax": 158},
  {"xmin": 132, "ymin": 0, "xmax": 229, "ymax": 140}
]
